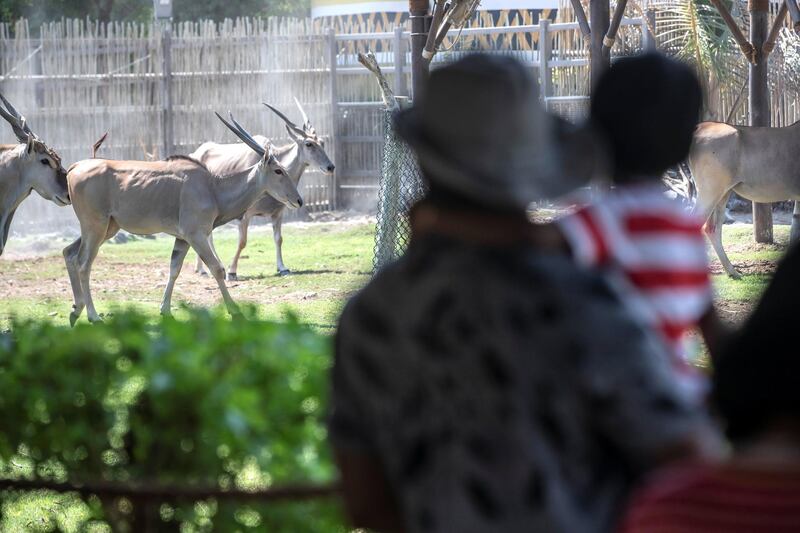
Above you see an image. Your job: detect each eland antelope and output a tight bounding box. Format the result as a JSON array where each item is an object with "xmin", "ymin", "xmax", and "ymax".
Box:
[
  {"xmin": 689, "ymin": 120, "xmax": 800, "ymax": 278},
  {"xmin": 0, "ymin": 93, "xmax": 70, "ymax": 256},
  {"xmin": 63, "ymin": 112, "xmax": 302, "ymax": 325},
  {"xmin": 191, "ymin": 99, "xmax": 335, "ymax": 279}
]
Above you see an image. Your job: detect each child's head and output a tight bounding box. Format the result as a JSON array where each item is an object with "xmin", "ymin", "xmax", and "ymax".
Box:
[{"xmin": 591, "ymin": 53, "xmax": 702, "ymax": 183}]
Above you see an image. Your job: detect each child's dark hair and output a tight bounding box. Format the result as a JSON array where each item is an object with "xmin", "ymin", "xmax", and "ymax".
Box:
[
  {"xmin": 591, "ymin": 52, "xmax": 702, "ymax": 182},
  {"xmin": 713, "ymin": 243, "xmax": 800, "ymax": 443}
]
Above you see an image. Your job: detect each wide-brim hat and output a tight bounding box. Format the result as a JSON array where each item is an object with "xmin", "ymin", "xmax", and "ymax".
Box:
[{"xmin": 395, "ymin": 54, "xmax": 593, "ymax": 209}]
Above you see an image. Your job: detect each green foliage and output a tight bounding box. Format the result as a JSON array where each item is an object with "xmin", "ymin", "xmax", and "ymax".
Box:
[
  {"xmin": 0, "ymin": 308, "xmax": 344, "ymax": 532},
  {"xmin": 658, "ymin": 0, "xmax": 746, "ymax": 118},
  {"xmin": 0, "ymin": 0, "xmax": 311, "ymax": 25},
  {"xmin": 173, "ymin": 0, "xmax": 311, "ymax": 22}
]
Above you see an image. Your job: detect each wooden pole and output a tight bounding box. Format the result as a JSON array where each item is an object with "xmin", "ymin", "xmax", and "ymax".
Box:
[
  {"xmin": 709, "ymin": 0, "xmax": 755, "ymax": 62},
  {"xmin": 539, "ymin": 19, "xmax": 552, "ymax": 109},
  {"xmin": 161, "ymin": 24, "xmax": 174, "ymax": 158},
  {"xmin": 763, "ymin": 1, "xmax": 788, "ymax": 58},
  {"xmin": 327, "ymin": 28, "xmax": 340, "ymax": 210},
  {"xmin": 750, "ymin": 0, "xmax": 773, "ymax": 243},
  {"xmin": 603, "ymin": 0, "xmax": 629, "ymax": 57},
  {"xmin": 409, "ymin": 0, "xmax": 430, "ymax": 101},
  {"xmin": 590, "ymin": 0, "xmax": 610, "ymax": 90},
  {"xmin": 569, "ymin": 0, "xmax": 592, "ymax": 38}
]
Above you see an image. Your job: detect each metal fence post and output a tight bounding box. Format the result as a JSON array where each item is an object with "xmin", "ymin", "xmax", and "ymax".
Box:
[
  {"xmin": 393, "ymin": 26, "xmax": 407, "ymax": 97},
  {"xmin": 327, "ymin": 28, "xmax": 340, "ymax": 211},
  {"xmin": 161, "ymin": 23, "xmax": 174, "ymax": 158},
  {"xmin": 538, "ymin": 19, "xmax": 552, "ymax": 109}
]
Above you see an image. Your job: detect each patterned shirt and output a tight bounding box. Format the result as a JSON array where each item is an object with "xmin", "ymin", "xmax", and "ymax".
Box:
[
  {"xmin": 558, "ymin": 185, "xmax": 712, "ymax": 380},
  {"xmin": 620, "ymin": 462, "xmax": 800, "ymax": 533},
  {"xmin": 329, "ymin": 234, "xmax": 708, "ymax": 533}
]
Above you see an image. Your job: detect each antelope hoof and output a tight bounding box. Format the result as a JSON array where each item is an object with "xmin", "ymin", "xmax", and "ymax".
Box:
[
  {"xmin": 728, "ymin": 270, "xmax": 743, "ymax": 280},
  {"xmin": 69, "ymin": 311, "xmax": 80, "ymax": 328},
  {"xmin": 88, "ymin": 316, "xmax": 104, "ymax": 324},
  {"xmin": 278, "ymin": 269, "xmax": 291, "ymax": 277},
  {"xmin": 227, "ymin": 272, "xmax": 239, "ymax": 282}
]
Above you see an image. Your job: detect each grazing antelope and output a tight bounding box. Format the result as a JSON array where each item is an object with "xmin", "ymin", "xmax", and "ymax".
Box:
[
  {"xmin": 0, "ymin": 93, "xmax": 70, "ymax": 256},
  {"xmin": 191, "ymin": 99, "xmax": 335, "ymax": 279},
  {"xmin": 63, "ymin": 112, "xmax": 302, "ymax": 325},
  {"xmin": 689, "ymin": 120, "xmax": 800, "ymax": 278}
]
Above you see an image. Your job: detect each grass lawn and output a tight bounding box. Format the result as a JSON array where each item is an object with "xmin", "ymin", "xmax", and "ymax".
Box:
[{"xmin": 0, "ymin": 219, "xmax": 790, "ymax": 330}]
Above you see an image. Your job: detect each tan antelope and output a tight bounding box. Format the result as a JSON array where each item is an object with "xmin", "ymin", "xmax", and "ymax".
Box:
[
  {"xmin": 0, "ymin": 93, "xmax": 70, "ymax": 256},
  {"xmin": 63, "ymin": 112, "xmax": 303, "ymax": 325},
  {"xmin": 689, "ymin": 120, "xmax": 800, "ymax": 278},
  {"xmin": 191, "ymin": 99, "xmax": 335, "ymax": 279}
]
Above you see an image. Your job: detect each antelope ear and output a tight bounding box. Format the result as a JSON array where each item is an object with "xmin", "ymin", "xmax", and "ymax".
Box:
[
  {"xmin": 25, "ymin": 134, "xmax": 36, "ymax": 157},
  {"xmin": 286, "ymin": 124, "xmax": 304, "ymax": 141}
]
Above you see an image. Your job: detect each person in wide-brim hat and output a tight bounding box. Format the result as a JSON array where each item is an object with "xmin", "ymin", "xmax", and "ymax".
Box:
[{"xmin": 394, "ymin": 53, "xmax": 596, "ymax": 211}]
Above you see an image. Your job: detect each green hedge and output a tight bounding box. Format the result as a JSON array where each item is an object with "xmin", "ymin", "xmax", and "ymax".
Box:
[{"xmin": 0, "ymin": 308, "xmax": 345, "ymax": 532}]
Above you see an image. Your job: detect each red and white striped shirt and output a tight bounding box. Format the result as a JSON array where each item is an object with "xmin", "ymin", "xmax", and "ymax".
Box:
[
  {"xmin": 558, "ymin": 185, "xmax": 712, "ymax": 378},
  {"xmin": 619, "ymin": 462, "xmax": 800, "ymax": 533}
]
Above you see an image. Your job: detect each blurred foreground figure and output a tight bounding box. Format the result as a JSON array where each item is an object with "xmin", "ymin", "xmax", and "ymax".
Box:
[
  {"xmin": 558, "ymin": 53, "xmax": 727, "ymax": 397},
  {"xmin": 329, "ymin": 54, "xmax": 714, "ymax": 533},
  {"xmin": 621, "ymin": 243, "xmax": 800, "ymax": 533}
]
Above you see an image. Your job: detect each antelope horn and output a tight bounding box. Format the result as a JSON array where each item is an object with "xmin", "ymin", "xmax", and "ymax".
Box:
[
  {"xmin": 294, "ymin": 97, "xmax": 311, "ymax": 129},
  {"xmin": 215, "ymin": 111, "xmax": 265, "ymax": 157},
  {"xmin": 0, "ymin": 92, "xmax": 32, "ymax": 142},
  {"xmin": 263, "ymin": 102, "xmax": 306, "ymax": 137}
]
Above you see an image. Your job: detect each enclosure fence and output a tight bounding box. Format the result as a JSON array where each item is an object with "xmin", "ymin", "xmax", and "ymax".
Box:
[
  {"xmin": 0, "ymin": 14, "xmax": 645, "ymax": 235},
  {"xmin": 3, "ymin": 9, "xmax": 797, "ymax": 236},
  {"xmin": 373, "ymin": 110, "xmax": 425, "ymax": 272}
]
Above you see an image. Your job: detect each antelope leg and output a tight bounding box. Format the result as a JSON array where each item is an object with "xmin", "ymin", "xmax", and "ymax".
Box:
[
  {"xmin": 704, "ymin": 191, "xmax": 741, "ymax": 279},
  {"xmin": 63, "ymin": 238, "xmax": 84, "ymax": 326},
  {"xmin": 77, "ymin": 223, "xmax": 114, "ymax": 323},
  {"xmin": 228, "ymin": 215, "xmax": 250, "ymax": 281},
  {"xmin": 189, "ymin": 232, "xmax": 240, "ymax": 317},
  {"xmin": 194, "ymin": 232, "xmax": 214, "ymax": 275},
  {"xmin": 194, "ymin": 252, "xmax": 206, "ymax": 275},
  {"xmin": 161, "ymin": 238, "xmax": 190, "ymax": 316},
  {"xmin": 272, "ymin": 212, "xmax": 289, "ymax": 275}
]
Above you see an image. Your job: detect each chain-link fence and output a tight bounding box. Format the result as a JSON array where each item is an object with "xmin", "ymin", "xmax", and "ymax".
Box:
[{"xmin": 373, "ymin": 110, "xmax": 426, "ymax": 272}]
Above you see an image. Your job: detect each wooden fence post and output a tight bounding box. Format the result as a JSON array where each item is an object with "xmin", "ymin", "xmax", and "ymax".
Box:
[
  {"xmin": 409, "ymin": 0, "xmax": 430, "ymax": 100},
  {"xmin": 327, "ymin": 28, "xmax": 340, "ymax": 211},
  {"xmin": 750, "ymin": 0, "xmax": 773, "ymax": 243},
  {"xmin": 160, "ymin": 24, "xmax": 174, "ymax": 159},
  {"xmin": 643, "ymin": 8, "xmax": 657, "ymax": 51},
  {"xmin": 393, "ymin": 26, "xmax": 407, "ymax": 97},
  {"xmin": 590, "ymin": 0, "xmax": 610, "ymax": 90},
  {"xmin": 538, "ymin": 19, "xmax": 552, "ymax": 108}
]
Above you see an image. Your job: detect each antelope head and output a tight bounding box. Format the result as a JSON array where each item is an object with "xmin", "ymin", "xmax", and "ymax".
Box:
[
  {"xmin": 264, "ymin": 98, "xmax": 335, "ymax": 175},
  {"xmin": 0, "ymin": 93, "xmax": 69, "ymax": 256},
  {"xmin": 215, "ymin": 111, "xmax": 304, "ymax": 209}
]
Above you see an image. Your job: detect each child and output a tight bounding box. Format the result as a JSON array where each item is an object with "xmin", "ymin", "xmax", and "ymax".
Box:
[{"xmin": 558, "ymin": 53, "xmax": 726, "ymax": 395}]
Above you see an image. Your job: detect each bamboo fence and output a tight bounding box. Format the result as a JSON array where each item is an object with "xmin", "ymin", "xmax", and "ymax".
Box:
[{"xmin": 4, "ymin": 6, "xmax": 797, "ymax": 234}]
